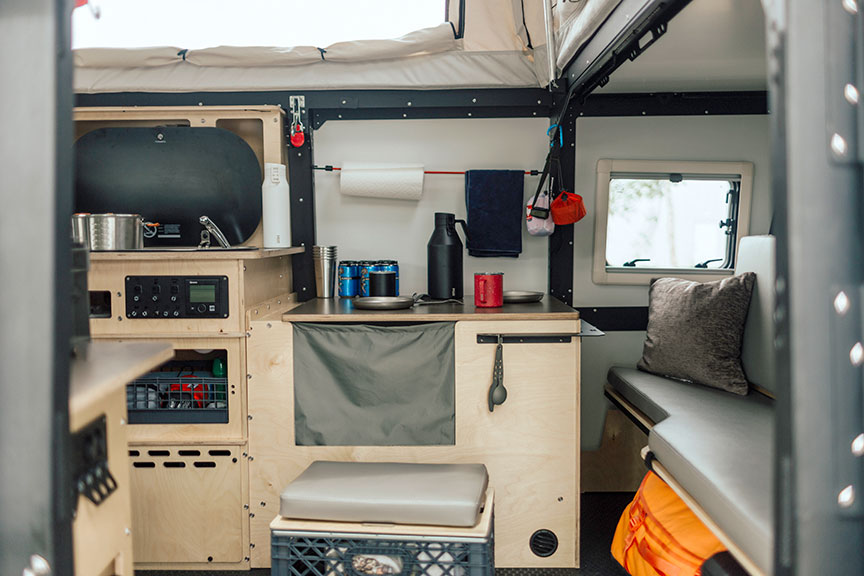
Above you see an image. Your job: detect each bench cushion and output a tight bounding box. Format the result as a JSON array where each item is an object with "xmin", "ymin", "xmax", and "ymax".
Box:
[
  {"xmin": 736, "ymin": 235, "xmax": 777, "ymax": 396},
  {"xmin": 607, "ymin": 366, "xmax": 757, "ymax": 424},
  {"xmin": 608, "ymin": 367, "xmax": 774, "ymax": 576},
  {"xmin": 279, "ymin": 461, "xmax": 489, "ymax": 527}
]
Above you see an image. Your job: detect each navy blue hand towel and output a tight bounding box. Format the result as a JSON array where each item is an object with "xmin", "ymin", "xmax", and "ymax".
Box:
[{"xmin": 465, "ymin": 170, "xmax": 524, "ymax": 258}]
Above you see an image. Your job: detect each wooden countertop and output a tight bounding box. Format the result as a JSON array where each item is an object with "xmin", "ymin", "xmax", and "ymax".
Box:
[
  {"xmin": 88, "ymin": 247, "xmax": 303, "ymax": 261},
  {"xmin": 282, "ymin": 296, "xmax": 579, "ymax": 322},
  {"xmin": 69, "ymin": 340, "xmax": 173, "ymax": 430}
]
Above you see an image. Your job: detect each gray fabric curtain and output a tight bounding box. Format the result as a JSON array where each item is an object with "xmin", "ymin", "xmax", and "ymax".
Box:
[{"xmin": 293, "ymin": 322, "xmax": 456, "ymax": 446}]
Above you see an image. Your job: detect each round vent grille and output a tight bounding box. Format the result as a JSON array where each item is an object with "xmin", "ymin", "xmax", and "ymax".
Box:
[{"xmin": 529, "ymin": 529, "xmax": 558, "ymax": 557}]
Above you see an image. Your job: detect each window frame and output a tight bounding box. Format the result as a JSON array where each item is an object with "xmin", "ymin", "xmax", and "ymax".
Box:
[{"xmin": 592, "ymin": 159, "xmax": 753, "ymax": 285}]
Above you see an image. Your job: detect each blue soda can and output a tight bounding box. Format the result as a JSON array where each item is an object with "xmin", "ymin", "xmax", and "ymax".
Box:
[
  {"xmin": 358, "ymin": 260, "xmax": 376, "ymax": 297},
  {"xmin": 376, "ymin": 260, "xmax": 399, "ymax": 295},
  {"xmin": 338, "ymin": 260, "xmax": 360, "ymax": 298}
]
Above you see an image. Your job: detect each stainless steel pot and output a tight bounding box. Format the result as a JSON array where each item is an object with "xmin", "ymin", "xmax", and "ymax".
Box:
[
  {"xmin": 85, "ymin": 213, "xmax": 156, "ymax": 251},
  {"xmin": 71, "ymin": 213, "xmax": 90, "ymax": 249}
]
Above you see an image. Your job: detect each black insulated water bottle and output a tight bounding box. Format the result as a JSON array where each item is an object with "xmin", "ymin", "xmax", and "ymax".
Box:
[{"xmin": 427, "ymin": 212, "xmax": 468, "ymax": 299}]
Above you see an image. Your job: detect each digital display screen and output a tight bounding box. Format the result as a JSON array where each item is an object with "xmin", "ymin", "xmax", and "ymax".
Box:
[{"xmin": 189, "ymin": 284, "xmax": 216, "ymax": 303}]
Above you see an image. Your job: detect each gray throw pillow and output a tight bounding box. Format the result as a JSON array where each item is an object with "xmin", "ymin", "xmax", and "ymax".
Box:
[{"xmin": 637, "ymin": 273, "xmax": 756, "ymax": 395}]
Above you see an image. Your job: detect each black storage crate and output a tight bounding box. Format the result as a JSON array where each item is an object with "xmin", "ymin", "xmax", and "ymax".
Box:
[
  {"xmin": 271, "ymin": 530, "xmax": 494, "ymax": 576},
  {"xmin": 126, "ymin": 355, "xmax": 229, "ymax": 424}
]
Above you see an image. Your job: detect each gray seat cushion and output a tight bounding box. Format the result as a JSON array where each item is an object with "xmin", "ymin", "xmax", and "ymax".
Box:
[
  {"xmin": 279, "ymin": 461, "xmax": 489, "ymax": 527},
  {"xmin": 608, "ymin": 367, "xmax": 774, "ymax": 576},
  {"xmin": 607, "ymin": 366, "xmax": 757, "ymax": 424}
]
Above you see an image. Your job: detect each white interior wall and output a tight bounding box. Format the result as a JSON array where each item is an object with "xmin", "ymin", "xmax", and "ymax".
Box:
[
  {"xmin": 314, "ymin": 118, "xmax": 550, "ymax": 297},
  {"xmin": 574, "ymin": 115, "xmax": 772, "ymax": 449}
]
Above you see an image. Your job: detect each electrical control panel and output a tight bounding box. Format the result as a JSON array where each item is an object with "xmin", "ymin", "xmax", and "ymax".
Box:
[{"xmin": 124, "ymin": 276, "xmax": 229, "ymax": 319}]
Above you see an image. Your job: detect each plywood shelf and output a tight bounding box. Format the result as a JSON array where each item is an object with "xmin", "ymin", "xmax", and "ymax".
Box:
[
  {"xmin": 282, "ymin": 297, "xmax": 580, "ymax": 323},
  {"xmin": 70, "ymin": 340, "xmax": 173, "ymax": 430}
]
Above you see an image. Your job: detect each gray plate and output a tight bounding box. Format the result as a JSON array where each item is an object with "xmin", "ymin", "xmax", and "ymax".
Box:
[
  {"xmin": 352, "ymin": 296, "xmax": 416, "ymax": 310},
  {"xmin": 502, "ymin": 290, "xmax": 544, "ymax": 304}
]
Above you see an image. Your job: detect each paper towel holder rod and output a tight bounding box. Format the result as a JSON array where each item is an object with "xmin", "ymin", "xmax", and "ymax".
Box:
[{"xmin": 314, "ymin": 165, "xmax": 540, "ymax": 176}]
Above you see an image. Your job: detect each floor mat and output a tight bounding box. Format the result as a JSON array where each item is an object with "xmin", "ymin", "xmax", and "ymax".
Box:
[
  {"xmin": 576, "ymin": 491, "xmax": 634, "ymax": 575},
  {"xmin": 136, "ymin": 492, "xmax": 635, "ymax": 576}
]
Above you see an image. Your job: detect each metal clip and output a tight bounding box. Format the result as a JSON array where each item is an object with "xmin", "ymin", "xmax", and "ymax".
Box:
[
  {"xmin": 289, "ymin": 95, "xmax": 306, "ymax": 136},
  {"xmin": 198, "ymin": 229, "xmax": 211, "ymax": 249}
]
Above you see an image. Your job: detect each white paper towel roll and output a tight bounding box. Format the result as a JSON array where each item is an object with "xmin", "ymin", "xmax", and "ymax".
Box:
[{"xmin": 340, "ymin": 162, "xmax": 425, "ymax": 201}]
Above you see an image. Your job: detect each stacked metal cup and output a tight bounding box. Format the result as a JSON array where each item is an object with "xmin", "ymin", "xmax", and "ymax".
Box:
[{"xmin": 312, "ymin": 245, "xmax": 338, "ymax": 298}]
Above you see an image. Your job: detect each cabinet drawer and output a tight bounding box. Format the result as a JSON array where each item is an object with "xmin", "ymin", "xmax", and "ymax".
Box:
[{"xmin": 129, "ymin": 444, "xmax": 248, "ymax": 566}]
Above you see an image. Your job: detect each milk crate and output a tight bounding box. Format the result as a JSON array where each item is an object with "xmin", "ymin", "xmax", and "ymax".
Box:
[
  {"xmin": 271, "ymin": 492, "xmax": 494, "ymax": 576},
  {"xmin": 271, "ymin": 530, "xmax": 493, "ymax": 576}
]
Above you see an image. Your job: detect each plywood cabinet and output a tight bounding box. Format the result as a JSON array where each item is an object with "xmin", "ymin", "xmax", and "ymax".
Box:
[
  {"xmin": 454, "ymin": 320, "xmax": 580, "ymax": 567},
  {"xmin": 129, "ymin": 444, "xmax": 249, "ymax": 567},
  {"xmin": 70, "ymin": 341, "xmax": 174, "ymax": 576},
  {"xmin": 246, "ymin": 317, "xmax": 580, "ymax": 568},
  {"xmin": 86, "ymin": 249, "xmax": 300, "ymax": 570},
  {"xmin": 113, "ymin": 336, "xmax": 246, "ymax": 444}
]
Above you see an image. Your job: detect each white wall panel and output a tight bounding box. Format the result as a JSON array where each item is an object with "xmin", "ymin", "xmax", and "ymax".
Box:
[{"xmin": 314, "ymin": 118, "xmax": 550, "ymax": 297}]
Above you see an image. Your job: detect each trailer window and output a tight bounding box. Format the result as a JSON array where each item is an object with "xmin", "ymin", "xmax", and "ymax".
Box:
[
  {"xmin": 72, "ymin": 0, "xmax": 445, "ymax": 50},
  {"xmin": 593, "ymin": 160, "xmax": 753, "ymax": 285}
]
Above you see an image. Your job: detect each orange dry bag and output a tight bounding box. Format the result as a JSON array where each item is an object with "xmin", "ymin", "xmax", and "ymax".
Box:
[
  {"xmin": 611, "ymin": 472, "xmax": 726, "ymax": 576},
  {"xmin": 549, "ymin": 190, "xmax": 587, "ymax": 225}
]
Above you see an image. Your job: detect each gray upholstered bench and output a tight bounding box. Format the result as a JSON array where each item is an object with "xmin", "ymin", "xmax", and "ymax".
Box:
[
  {"xmin": 270, "ymin": 461, "xmax": 494, "ymax": 576},
  {"xmin": 605, "ymin": 235, "xmax": 777, "ymax": 576}
]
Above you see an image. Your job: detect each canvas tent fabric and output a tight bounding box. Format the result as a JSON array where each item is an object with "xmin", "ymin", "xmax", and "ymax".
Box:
[
  {"xmin": 555, "ymin": 0, "xmax": 623, "ymax": 71},
  {"xmin": 73, "ymin": 0, "xmax": 622, "ymax": 93}
]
